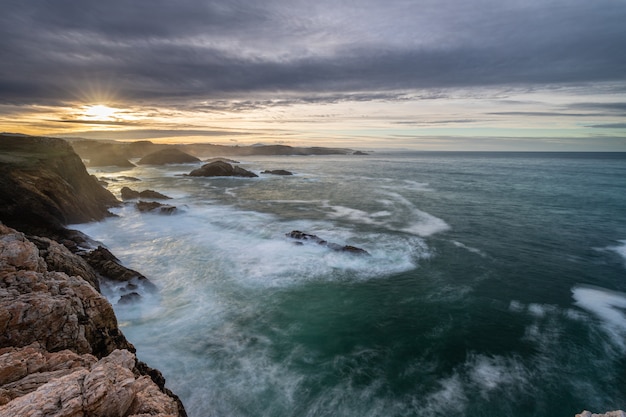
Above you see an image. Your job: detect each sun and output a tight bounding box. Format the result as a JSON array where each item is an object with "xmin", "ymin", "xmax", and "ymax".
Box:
[{"xmin": 83, "ymin": 104, "xmax": 118, "ymax": 120}]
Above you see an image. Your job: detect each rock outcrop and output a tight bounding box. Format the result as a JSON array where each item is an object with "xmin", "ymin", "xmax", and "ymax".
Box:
[
  {"xmin": 135, "ymin": 201, "xmax": 177, "ymax": 214},
  {"xmin": 137, "ymin": 148, "xmax": 200, "ymax": 165},
  {"xmin": 120, "ymin": 187, "xmax": 171, "ymax": 200},
  {"xmin": 286, "ymin": 230, "xmax": 369, "ymax": 255},
  {"xmin": 0, "ymin": 135, "xmax": 120, "ymax": 237},
  {"xmin": 187, "ymin": 160, "xmax": 258, "ymax": 177},
  {"xmin": 576, "ymin": 412, "xmax": 626, "ymax": 417},
  {"xmin": 261, "ymin": 169, "xmax": 293, "ymax": 176},
  {"xmin": 0, "ymin": 347, "xmax": 182, "ymax": 417},
  {"xmin": 0, "ymin": 224, "xmax": 186, "ymax": 416},
  {"xmin": 82, "ymin": 246, "xmax": 158, "ymax": 293}
]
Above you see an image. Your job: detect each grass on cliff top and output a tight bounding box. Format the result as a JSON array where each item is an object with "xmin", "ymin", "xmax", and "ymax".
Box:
[{"xmin": 0, "ymin": 135, "xmax": 71, "ymax": 168}]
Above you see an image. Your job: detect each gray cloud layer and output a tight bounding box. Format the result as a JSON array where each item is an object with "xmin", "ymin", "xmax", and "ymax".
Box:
[{"xmin": 1, "ymin": 0, "xmax": 625, "ymax": 106}]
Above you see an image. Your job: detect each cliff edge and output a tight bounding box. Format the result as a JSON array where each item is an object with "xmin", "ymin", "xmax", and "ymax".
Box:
[
  {"xmin": 0, "ymin": 134, "xmax": 119, "ymax": 237},
  {"xmin": 0, "ymin": 135, "xmax": 187, "ymax": 416}
]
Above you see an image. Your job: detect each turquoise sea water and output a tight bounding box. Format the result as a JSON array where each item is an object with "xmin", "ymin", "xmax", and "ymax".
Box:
[{"xmin": 76, "ymin": 152, "xmax": 626, "ymax": 417}]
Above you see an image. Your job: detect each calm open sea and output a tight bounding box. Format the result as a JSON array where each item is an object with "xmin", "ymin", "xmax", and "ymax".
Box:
[{"xmin": 75, "ymin": 151, "xmax": 626, "ymax": 417}]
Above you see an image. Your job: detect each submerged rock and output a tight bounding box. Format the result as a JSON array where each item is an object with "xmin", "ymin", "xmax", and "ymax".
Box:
[
  {"xmin": 120, "ymin": 186, "xmax": 171, "ymax": 200},
  {"xmin": 135, "ymin": 200, "xmax": 177, "ymax": 214},
  {"xmin": 261, "ymin": 169, "xmax": 293, "ymax": 176},
  {"xmin": 286, "ymin": 230, "xmax": 369, "ymax": 255},
  {"xmin": 187, "ymin": 160, "xmax": 258, "ymax": 177}
]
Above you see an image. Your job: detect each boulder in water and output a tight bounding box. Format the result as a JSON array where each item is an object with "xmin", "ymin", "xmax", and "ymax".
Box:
[
  {"xmin": 286, "ymin": 230, "xmax": 369, "ymax": 255},
  {"xmin": 261, "ymin": 169, "xmax": 293, "ymax": 176},
  {"xmin": 187, "ymin": 160, "xmax": 258, "ymax": 177}
]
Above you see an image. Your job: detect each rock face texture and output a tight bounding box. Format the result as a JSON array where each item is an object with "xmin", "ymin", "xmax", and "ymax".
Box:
[
  {"xmin": 0, "ymin": 347, "xmax": 182, "ymax": 417},
  {"xmin": 0, "ymin": 135, "xmax": 119, "ymax": 236},
  {"xmin": 0, "ymin": 224, "xmax": 186, "ymax": 416},
  {"xmin": 137, "ymin": 148, "xmax": 200, "ymax": 165},
  {"xmin": 187, "ymin": 160, "xmax": 258, "ymax": 177},
  {"xmin": 576, "ymin": 412, "xmax": 626, "ymax": 417}
]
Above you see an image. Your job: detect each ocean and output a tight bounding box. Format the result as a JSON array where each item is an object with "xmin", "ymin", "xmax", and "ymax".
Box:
[{"xmin": 74, "ymin": 151, "xmax": 626, "ymax": 417}]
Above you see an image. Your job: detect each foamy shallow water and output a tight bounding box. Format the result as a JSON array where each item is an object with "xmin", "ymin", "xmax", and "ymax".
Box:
[{"xmin": 76, "ymin": 152, "xmax": 626, "ymax": 417}]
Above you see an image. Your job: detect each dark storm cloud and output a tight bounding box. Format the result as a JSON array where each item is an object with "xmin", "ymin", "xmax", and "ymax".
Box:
[{"xmin": 1, "ymin": 0, "xmax": 625, "ymax": 106}]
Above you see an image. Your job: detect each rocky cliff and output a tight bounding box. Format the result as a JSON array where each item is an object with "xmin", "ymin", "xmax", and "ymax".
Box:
[
  {"xmin": 0, "ymin": 224, "xmax": 186, "ymax": 416},
  {"xmin": 0, "ymin": 134, "xmax": 119, "ymax": 237},
  {"xmin": 0, "ymin": 135, "xmax": 187, "ymax": 416}
]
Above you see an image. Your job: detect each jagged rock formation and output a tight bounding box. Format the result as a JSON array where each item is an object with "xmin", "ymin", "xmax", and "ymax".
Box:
[
  {"xmin": 0, "ymin": 224, "xmax": 186, "ymax": 416},
  {"xmin": 576, "ymin": 412, "xmax": 626, "ymax": 417},
  {"xmin": 0, "ymin": 135, "xmax": 187, "ymax": 416},
  {"xmin": 187, "ymin": 160, "xmax": 258, "ymax": 177},
  {"xmin": 286, "ymin": 230, "xmax": 369, "ymax": 255},
  {"xmin": 137, "ymin": 148, "xmax": 200, "ymax": 165},
  {"xmin": 0, "ymin": 135, "xmax": 119, "ymax": 237},
  {"xmin": 0, "ymin": 347, "xmax": 182, "ymax": 416},
  {"xmin": 120, "ymin": 186, "xmax": 171, "ymax": 200},
  {"xmin": 82, "ymin": 246, "xmax": 157, "ymax": 292}
]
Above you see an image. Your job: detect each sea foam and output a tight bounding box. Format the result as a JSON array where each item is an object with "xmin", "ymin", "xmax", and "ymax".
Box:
[{"xmin": 572, "ymin": 285, "xmax": 626, "ymax": 350}]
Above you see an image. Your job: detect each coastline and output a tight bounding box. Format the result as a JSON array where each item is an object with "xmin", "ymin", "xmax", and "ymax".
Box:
[
  {"xmin": 1, "ymin": 134, "xmax": 624, "ymax": 416},
  {"xmin": 0, "ymin": 135, "xmax": 187, "ymax": 416}
]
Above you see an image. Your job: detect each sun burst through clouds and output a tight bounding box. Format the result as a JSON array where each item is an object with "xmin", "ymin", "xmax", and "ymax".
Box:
[{"xmin": 82, "ymin": 104, "xmax": 119, "ymax": 121}]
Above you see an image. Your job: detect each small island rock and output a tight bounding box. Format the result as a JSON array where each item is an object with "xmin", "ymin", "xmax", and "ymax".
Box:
[
  {"xmin": 262, "ymin": 169, "xmax": 293, "ymax": 176},
  {"xmin": 187, "ymin": 160, "xmax": 258, "ymax": 177},
  {"xmin": 137, "ymin": 148, "xmax": 200, "ymax": 165}
]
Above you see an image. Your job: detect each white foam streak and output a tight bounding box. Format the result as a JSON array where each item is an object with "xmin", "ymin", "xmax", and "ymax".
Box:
[
  {"xmin": 324, "ymin": 192, "xmax": 450, "ymax": 238},
  {"xmin": 608, "ymin": 240, "xmax": 626, "ymax": 267},
  {"xmin": 572, "ymin": 286, "xmax": 626, "ymax": 349}
]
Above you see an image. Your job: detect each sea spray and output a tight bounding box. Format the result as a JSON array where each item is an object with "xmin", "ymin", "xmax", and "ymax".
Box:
[{"xmin": 76, "ymin": 152, "xmax": 626, "ymax": 417}]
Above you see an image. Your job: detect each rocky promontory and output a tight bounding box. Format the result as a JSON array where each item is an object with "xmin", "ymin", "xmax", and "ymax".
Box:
[
  {"xmin": 137, "ymin": 148, "xmax": 200, "ymax": 165},
  {"xmin": 0, "ymin": 134, "xmax": 187, "ymax": 416},
  {"xmin": 0, "ymin": 134, "xmax": 120, "ymax": 238}
]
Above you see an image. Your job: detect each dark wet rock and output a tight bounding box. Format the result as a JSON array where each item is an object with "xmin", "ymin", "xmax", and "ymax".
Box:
[
  {"xmin": 118, "ymin": 292, "xmax": 141, "ymax": 305},
  {"xmin": 187, "ymin": 160, "xmax": 258, "ymax": 177},
  {"xmin": 286, "ymin": 230, "xmax": 369, "ymax": 255},
  {"xmin": 137, "ymin": 148, "xmax": 200, "ymax": 165},
  {"xmin": 120, "ymin": 186, "xmax": 171, "ymax": 200},
  {"xmin": 353, "ymin": 151, "xmax": 369, "ymax": 155},
  {"xmin": 261, "ymin": 169, "xmax": 294, "ymax": 176},
  {"xmin": 82, "ymin": 246, "xmax": 157, "ymax": 292},
  {"xmin": 135, "ymin": 201, "xmax": 177, "ymax": 215},
  {"xmin": 92, "ymin": 175, "xmax": 108, "ymax": 187}
]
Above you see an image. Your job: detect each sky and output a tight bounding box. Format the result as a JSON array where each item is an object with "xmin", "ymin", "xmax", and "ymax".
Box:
[{"xmin": 1, "ymin": 0, "xmax": 625, "ymax": 150}]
